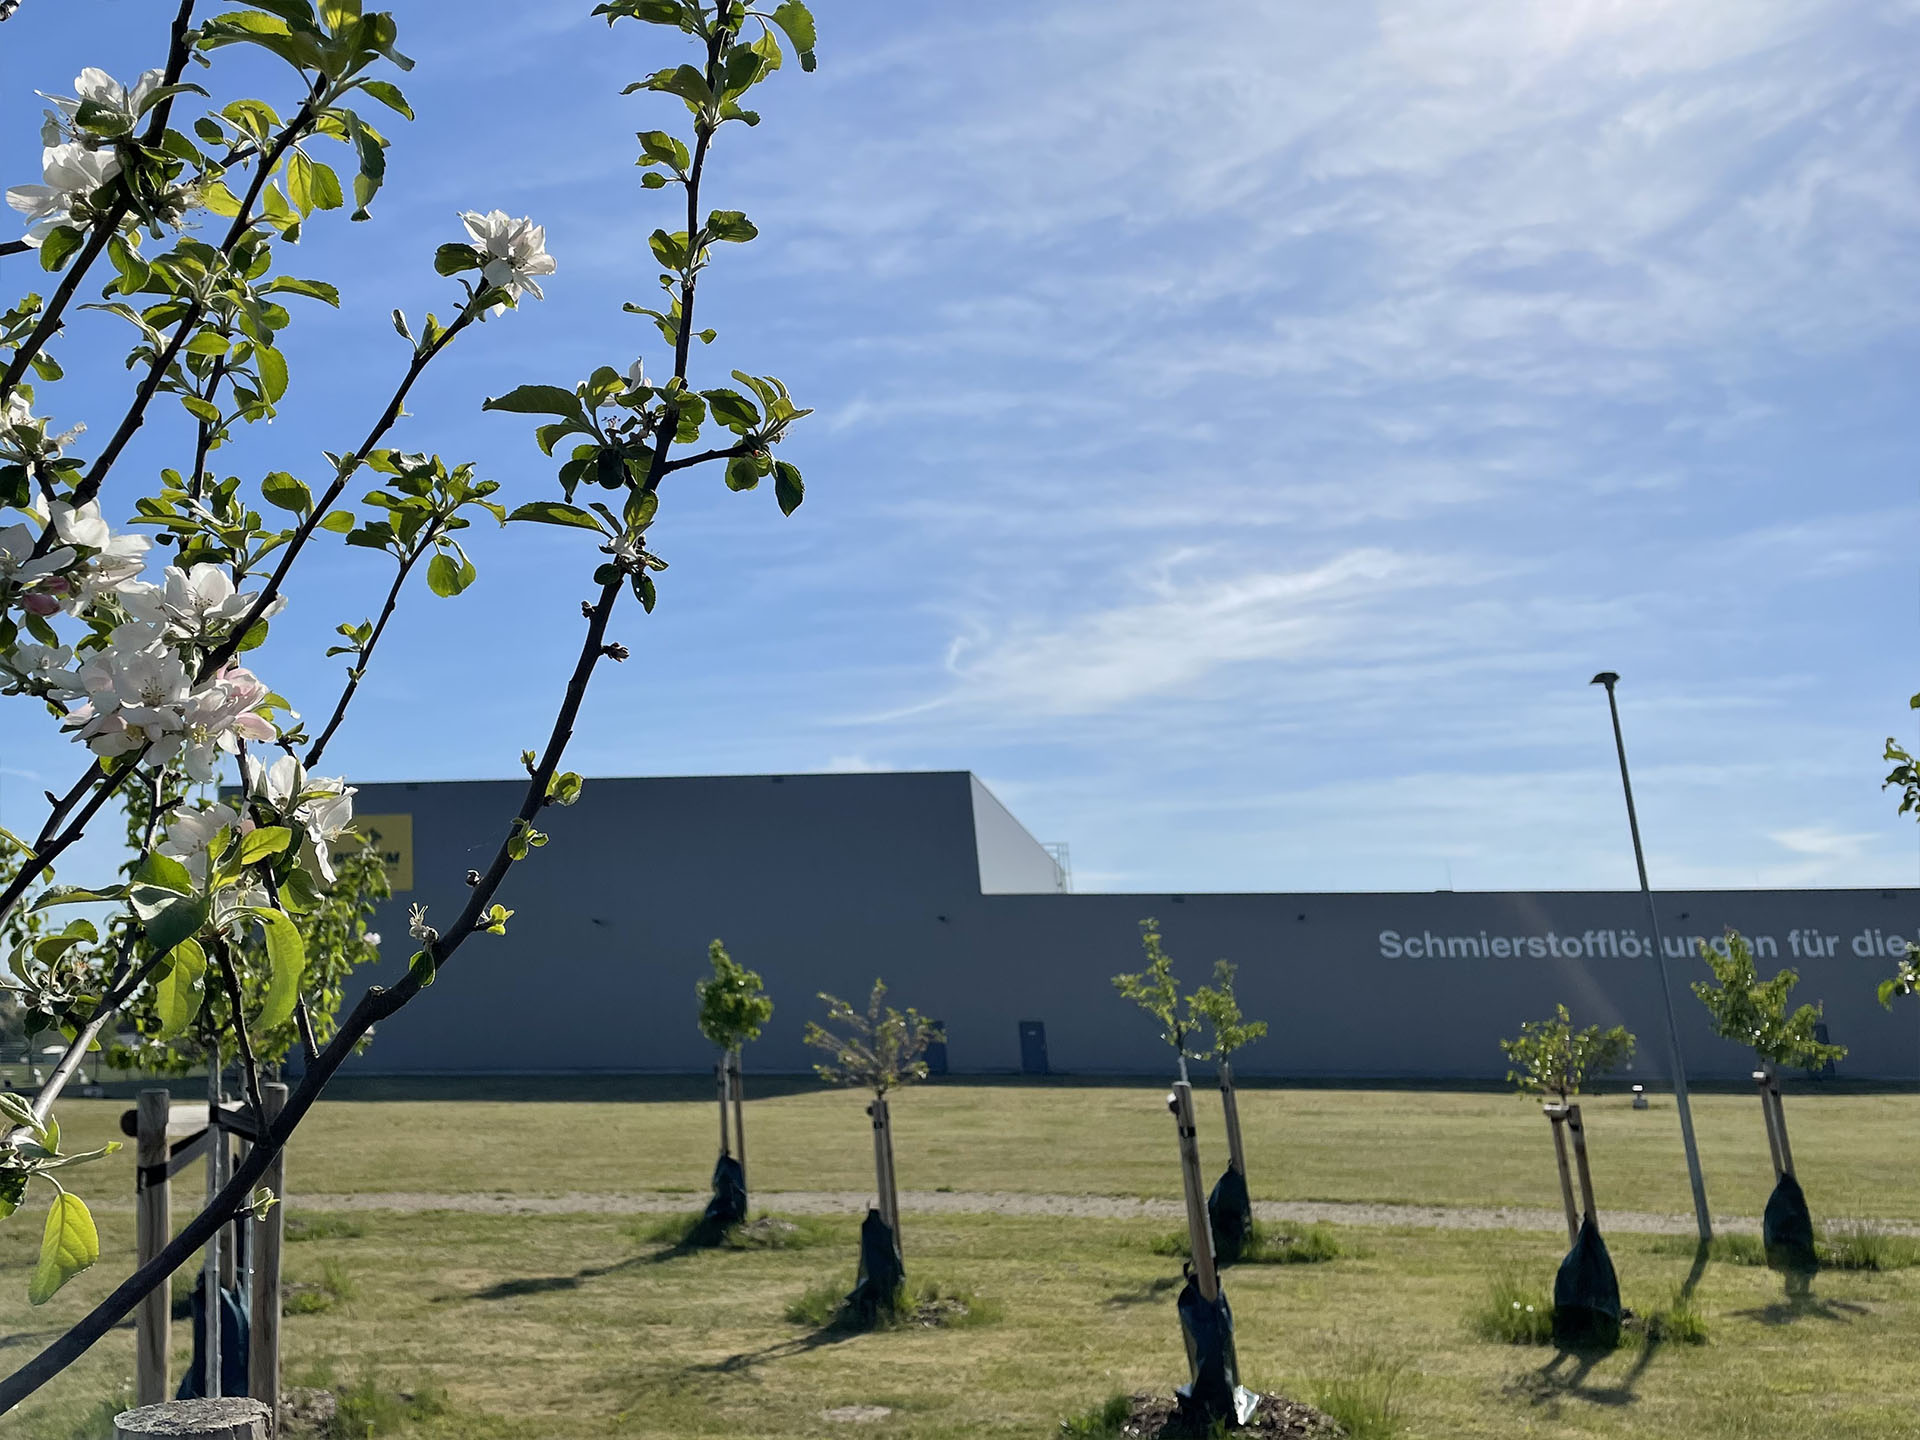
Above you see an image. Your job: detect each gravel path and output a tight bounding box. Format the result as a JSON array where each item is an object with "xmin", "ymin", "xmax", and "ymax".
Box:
[{"xmin": 287, "ymin": 1188, "xmax": 1920, "ymax": 1237}]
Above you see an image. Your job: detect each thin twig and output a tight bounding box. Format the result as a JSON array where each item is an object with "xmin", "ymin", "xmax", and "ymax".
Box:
[
  {"xmin": 210, "ymin": 935, "xmax": 266, "ymax": 1122},
  {"xmin": 304, "ymin": 525, "xmax": 438, "ymax": 768}
]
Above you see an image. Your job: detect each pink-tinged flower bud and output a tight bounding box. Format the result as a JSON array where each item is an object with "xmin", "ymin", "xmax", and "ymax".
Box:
[{"xmin": 21, "ymin": 591, "xmax": 59, "ymax": 615}]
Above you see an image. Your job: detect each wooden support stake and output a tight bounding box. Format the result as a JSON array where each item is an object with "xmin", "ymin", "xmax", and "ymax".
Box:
[
  {"xmin": 248, "ymin": 1083, "xmax": 286, "ymax": 1433},
  {"xmin": 135, "ymin": 1090, "xmax": 171, "ymax": 1407},
  {"xmin": 1218, "ymin": 1058, "xmax": 1247, "ymax": 1180},
  {"xmin": 730, "ymin": 1049, "xmax": 747, "ymax": 1189},
  {"xmin": 868, "ymin": 1095, "xmax": 901, "ymax": 1249},
  {"xmin": 1168, "ymin": 1082, "xmax": 1219, "ymax": 1301},
  {"xmin": 1545, "ymin": 1105, "xmax": 1579, "ymax": 1246},
  {"xmin": 715, "ymin": 1058, "xmax": 731, "ymax": 1159},
  {"xmin": 1566, "ymin": 1102, "xmax": 1598, "ymax": 1226},
  {"xmin": 1767, "ymin": 1074, "xmax": 1795, "ymax": 1178},
  {"xmin": 113, "ymin": 1396, "xmax": 270, "ymax": 1439},
  {"xmin": 1754, "ymin": 1070, "xmax": 1785, "ymax": 1180}
]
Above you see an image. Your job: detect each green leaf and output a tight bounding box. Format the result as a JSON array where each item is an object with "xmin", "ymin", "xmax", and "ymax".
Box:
[
  {"xmin": 106, "ymin": 235, "xmax": 150, "ymax": 293},
  {"xmin": 435, "ymin": 244, "xmax": 486, "ymax": 281},
  {"xmin": 426, "ymin": 551, "xmax": 475, "ymax": 597},
  {"xmin": 180, "ymin": 395, "xmax": 223, "ymax": 427},
  {"xmin": 133, "ymin": 851, "xmax": 196, "ymax": 897},
  {"xmin": 703, "ymin": 388, "xmax": 760, "ymax": 431},
  {"xmin": 255, "ymin": 344, "xmax": 289, "ymax": 404},
  {"xmin": 38, "ymin": 227, "xmax": 84, "ymax": 273},
  {"xmin": 248, "ymin": 907, "xmax": 306, "ymax": 1034},
  {"xmin": 705, "ymin": 209, "xmax": 757, "ymax": 243},
  {"xmin": 774, "ymin": 460, "xmax": 804, "ymax": 516},
  {"xmin": 29, "ymin": 1193, "xmax": 100, "ymax": 1305},
  {"xmin": 770, "ymin": 0, "xmax": 818, "ymax": 69},
  {"xmin": 507, "ymin": 501, "xmax": 607, "ymax": 533},
  {"xmin": 286, "ymin": 151, "xmax": 318, "ymax": 215},
  {"xmin": 482, "ymin": 385, "xmax": 583, "ymax": 418},
  {"xmin": 260, "ymin": 471, "xmax": 311, "ymax": 513},
  {"xmin": 29, "ymin": 885, "xmax": 125, "ymax": 910},
  {"xmin": 359, "ymin": 79, "xmax": 413, "ymax": 119},
  {"xmin": 238, "ymin": 825, "xmax": 294, "ymax": 865},
  {"xmin": 139, "ymin": 896, "xmax": 209, "ymax": 960},
  {"xmin": 318, "ymin": 509, "xmax": 355, "ymax": 533},
  {"xmin": 152, "ymin": 938, "xmax": 207, "ymax": 1042},
  {"xmin": 263, "ymin": 276, "xmax": 342, "ymax": 307},
  {"xmin": 725, "ymin": 455, "xmax": 760, "ymax": 491}
]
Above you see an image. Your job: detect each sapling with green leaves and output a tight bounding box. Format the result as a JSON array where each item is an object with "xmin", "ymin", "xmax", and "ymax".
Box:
[
  {"xmin": 804, "ymin": 980, "xmax": 940, "ymax": 1257},
  {"xmin": 1113, "ymin": 917, "xmax": 1198, "ymax": 1081},
  {"xmin": 1189, "ymin": 959, "xmax": 1266, "ymax": 1178},
  {"xmin": 1502, "ymin": 1006, "xmax": 1634, "ymax": 1238},
  {"xmin": 0, "ymin": 0, "xmax": 819, "ymax": 1409},
  {"xmin": 694, "ymin": 937, "xmax": 771, "ymax": 1186},
  {"xmin": 1692, "ymin": 927, "xmax": 1845, "ymax": 1186}
]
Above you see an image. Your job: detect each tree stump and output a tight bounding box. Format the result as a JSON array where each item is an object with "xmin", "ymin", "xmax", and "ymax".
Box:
[{"xmin": 113, "ymin": 1396, "xmax": 270, "ymax": 1439}]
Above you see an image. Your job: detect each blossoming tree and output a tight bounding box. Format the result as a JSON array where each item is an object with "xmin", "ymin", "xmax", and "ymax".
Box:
[{"xmin": 0, "ymin": 0, "xmax": 817, "ymax": 1410}]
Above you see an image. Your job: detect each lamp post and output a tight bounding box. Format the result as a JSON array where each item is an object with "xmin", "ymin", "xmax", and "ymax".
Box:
[{"xmin": 1591, "ymin": 671, "xmax": 1712, "ymax": 1242}]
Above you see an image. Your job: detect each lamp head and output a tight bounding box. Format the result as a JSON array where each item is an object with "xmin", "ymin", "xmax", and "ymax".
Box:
[{"xmin": 1590, "ymin": 671, "xmax": 1619, "ymax": 688}]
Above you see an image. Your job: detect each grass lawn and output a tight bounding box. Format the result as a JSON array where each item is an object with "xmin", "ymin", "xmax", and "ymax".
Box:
[
  {"xmin": 6, "ymin": 1207, "xmax": 1918, "ymax": 1440},
  {"xmin": 3, "ymin": 1083, "xmax": 1917, "ymax": 1438},
  {"xmin": 31, "ymin": 1080, "xmax": 1920, "ymax": 1219}
]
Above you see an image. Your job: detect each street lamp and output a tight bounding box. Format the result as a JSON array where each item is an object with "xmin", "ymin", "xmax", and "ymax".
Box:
[{"xmin": 1591, "ymin": 671, "xmax": 1712, "ymax": 1243}]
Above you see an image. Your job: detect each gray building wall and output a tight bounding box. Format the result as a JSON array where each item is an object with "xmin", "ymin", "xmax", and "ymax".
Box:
[{"xmin": 339, "ymin": 772, "xmax": 1920, "ymax": 1081}]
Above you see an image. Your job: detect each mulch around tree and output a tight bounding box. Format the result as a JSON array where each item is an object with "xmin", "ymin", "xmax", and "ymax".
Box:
[{"xmin": 1116, "ymin": 1391, "xmax": 1344, "ymax": 1438}]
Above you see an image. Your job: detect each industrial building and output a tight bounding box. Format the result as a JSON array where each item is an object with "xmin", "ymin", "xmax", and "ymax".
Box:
[{"xmin": 332, "ymin": 771, "xmax": 1920, "ymax": 1081}]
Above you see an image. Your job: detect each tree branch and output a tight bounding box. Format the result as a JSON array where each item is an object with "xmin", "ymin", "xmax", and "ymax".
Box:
[
  {"xmin": 210, "ymin": 934, "xmax": 265, "ymax": 1122},
  {"xmin": 661, "ymin": 441, "xmax": 750, "ymax": 474},
  {"xmin": 303, "ymin": 525, "xmax": 437, "ymax": 769}
]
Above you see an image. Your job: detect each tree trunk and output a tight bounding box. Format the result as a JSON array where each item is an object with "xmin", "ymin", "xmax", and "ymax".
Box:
[
  {"xmin": 114, "ymin": 1397, "xmax": 269, "ymax": 1439},
  {"xmin": 715, "ymin": 1057, "xmax": 731, "ymax": 1159},
  {"xmin": 1566, "ymin": 1101, "xmax": 1599, "ymax": 1225}
]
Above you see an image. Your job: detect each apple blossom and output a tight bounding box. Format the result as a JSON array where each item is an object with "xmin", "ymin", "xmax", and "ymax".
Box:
[
  {"xmin": 178, "ymin": 664, "xmax": 278, "ymax": 783},
  {"xmin": 0, "ymin": 522, "xmax": 74, "ymax": 595},
  {"xmin": 120, "ymin": 562, "xmax": 283, "ymax": 640},
  {"xmin": 37, "ymin": 67, "xmax": 165, "ymax": 145},
  {"xmin": 5, "ymin": 141, "xmax": 122, "ymax": 247},
  {"xmin": 158, "ymin": 801, "xmax": 250, "ymax": 886},
  {"xmin": 459, "ymin": 209, "xmax": 556, "ymax": 313}
]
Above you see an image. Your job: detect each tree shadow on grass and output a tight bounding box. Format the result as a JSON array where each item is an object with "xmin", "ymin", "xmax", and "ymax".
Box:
[
  {"xmin": 451, "ymin": 1254, "xmax": 650, "ymax": 1303},
  {"xmin": 1103, "ymin": 1275, "xmax": 1179, "ymax": 1308},
  {"xmin": 680, "ymin": 1321, "xmax": 865, "ymax": 1378},
  {"xmin": 1728, "ymin": 1285, "xmax": 1868, "ymax": 1327}
]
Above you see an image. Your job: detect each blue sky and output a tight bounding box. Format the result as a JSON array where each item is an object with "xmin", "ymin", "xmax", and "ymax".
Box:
[{"xmin": 3, "ymin": 0, "xmax": 1918, "ymax": 895}]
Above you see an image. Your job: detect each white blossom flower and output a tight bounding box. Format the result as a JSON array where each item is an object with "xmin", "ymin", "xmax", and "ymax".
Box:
[
  {"xmin": 0, "ymin": 641, "xmax": 81, "ymax": 699},
  {"xmin": 624, "ymin": 357, "xmax": 648, "ymax": 389},
  {"xmin": 458, "ymin": 210, "xmax": 556, "ymax": 313},
  {"xmin": 50, "ymin": 500, "xmax": 111, "ymax": 550},
  {"xmin": 1, "ymin": 391, "xmax": 84, "ymax": 466},
  {"xmin": 408, "ymin": 902, "xmax": 436, "ymax": 944},
  {"xmin": 238, "ymin": 751, "xmax": 357, "ymax": 884},
  {"xmin": 120, "ymin": 562, "xmax": 281, "ymax": 639},
  {"xmin": 177, "ymin": 664, "xmax": 277, "ymax": 783},
  {"xmin": 158, "ymin": 801, "xmax": 249, "ymax": 886},
  {"xmin": 107, "ymin": 643, "xmax": 190, "ymax": 714},
  {"xmin": 38, "ymin": 68, "xmax": 165, "ymax": 142},
  {"xmin": 5, "ymin": 141, "xmax": 121, "ymax": 247},
  {"xmin": 0, "ymin": 522, "xmax": 73, "ymax": 591}
]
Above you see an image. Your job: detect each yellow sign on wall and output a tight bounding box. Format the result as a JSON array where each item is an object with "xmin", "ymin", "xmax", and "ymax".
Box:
[{"xmin": 352, "ymin": 813, "xmax": 414, "ymax": 892}]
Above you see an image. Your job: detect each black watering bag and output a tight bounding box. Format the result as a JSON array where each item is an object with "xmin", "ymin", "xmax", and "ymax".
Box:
[
  {"xmin": 703, "ymin": 1152, "xmax": 748, "ymax": 1232},
  {"xmin": 1763, "ymin": 1171, "xmax": 1819, "ymax": 1277},
  {"xmin": 844, "ymin": 1207, "xmax": 905, "ymax": 1326},
  {"xmin": 1551, "ymin": 1214, "xmax": 1622, "ymax": 1352},
  {"xmin": 1207, "ymin": 1165, "xmax": 1254, "ymax": 1266}
]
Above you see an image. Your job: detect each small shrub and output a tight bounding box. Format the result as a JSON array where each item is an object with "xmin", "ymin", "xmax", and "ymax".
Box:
[
  {"xmin": 328, "ymin": 1374, "xmax": 449, "ymax": 1439},
  {"xmin": 1470, "ymin": 1271, "xmax": 1553, "ymax": 1345},
  {"xmin": 1059, "ymin": 1393, "xmax": 1131, "ymax": 1438},
  {"xmin": 287, "ymin": 1213, "xmax": 366, "ymax": 1243},
  {"xmin": 783, "ymin": 1276, "xmax": 994, "ymax": 1331},
  {"xmin": 1630, "ymin": 1287, "xmax": 1709, "ymax": 1347},
  {"xmin": 1313, "ymin": 1354, "xmax": 1407, "ymax": 1440},
  {"xmin": 1820, "ymin": 1220, "xmax": 1920, "ymax": 1271}
]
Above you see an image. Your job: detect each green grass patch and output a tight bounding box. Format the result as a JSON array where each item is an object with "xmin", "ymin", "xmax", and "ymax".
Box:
[
  {"xmin": 289, "ymin": 1361, "xmax": 449, "ymax": 1438},
  {"xmin": 1313, "ymin": 1353, "xmax": 1408, "ymax": 1440},
  {"xmin": 286, "ymin": 1257, "xmax": 358, "ymax": 1316},
  {"xmin": 1149, "ymin": 1221, "xmax": 1343, "ymax": 1265},
  {"xmin": 1821, "ymin": 1221, "xmax": 1920, "ymax": 1271},
  {"xmin": 784, "ymin": 1275, "xmax": 999, "ymax": 1331},
  {"xmin": 1058, "ymin": 1392, "xmax": 1131, "ymax": 1438},
  {"xmin": 1469, "ymin": 1269, "xmax": 1554, "ymax": 1345},
  {"xmin": 286, "ymin": 1212, "xmax": 366, "ymax": 1243}
]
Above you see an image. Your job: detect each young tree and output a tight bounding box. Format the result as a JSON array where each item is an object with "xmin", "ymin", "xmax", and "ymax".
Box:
[
  {"xmin": 1693, "ymin": 928, "xmax": 1842, "ymax": 1277},
  {"xmin": 0, "ymin": 0, "xmax": 819, "ymax": 1409},
  {"xmin": 1113, "ymin": 917, "xmax": 1197, "ymax": 1081},
  {"xmin": 1881, "ymin": 725, "xmax": 1920, "ymax": 1004},
  {"xmin": 804, "ymin": 979, "xmax": 939, "ymax": 1315},
  {"xmin": 693, "ymin": 937, "xmax": 771, "ymax": 1226},
  {"xmin": 1188, "ymin": 959, "xmax": 1267, "ymax": 1263},
  {"xmin": 1501, "ymin": 1005, "xmax": 1635, "ymax": 1104}
]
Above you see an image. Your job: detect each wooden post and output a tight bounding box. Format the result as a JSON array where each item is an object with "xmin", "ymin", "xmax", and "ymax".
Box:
[
  {"xmin": 248, "ymin": 1084, "xmax": 286, "ymax": 1433},
  {"xmin": 135, "ymin": 1090, "xmax": 171, "ymax": 1407},
  {"xmin": 1168, "ymin": 1082, "xmax": 1219, "ymax": 1301},
  {"xmin": 868, "ymin": 1094, "xmax": 900, "ymax": 1248},
  {"xmin": 1544, "ymin": 1105, "xmax": 1579, "ymax": 1245},
  {"xmin": 113, "ymin": 1396, "xmax": 271, "ymax": 1439},
  {"xmin": 1767, "ymin": 1073, "xmax": 1795, "ymax": 1178},
  {"xmin": 715, "ymin": 1058, "xmax": 731, "ymax": 1159},
  {"xmin": 1566, "ymin": 1102, "xmax": 1598, "ymax": 1226},
  {"xmin": 203, "ymin": 1057, "xmax": 222, "ymax": 1399},
  {"xmin": 1754, "ymin": 1070, "xmax": 1785, "ymax": 1180},
  {"xmin": 1218, "ymin": 1058, "xmax": 1247, "ymax": 1179},
  {"xmin": 730, "ymin": 1049, "xmax": 747, "ymax": 1188}
]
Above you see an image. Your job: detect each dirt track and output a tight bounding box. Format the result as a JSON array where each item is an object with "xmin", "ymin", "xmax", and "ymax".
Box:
[{"xmin": 287, "ymin": 1188, "xmax": 1920, "ymax": 1236}]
